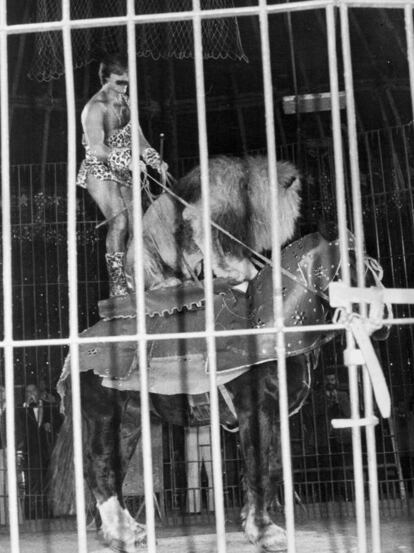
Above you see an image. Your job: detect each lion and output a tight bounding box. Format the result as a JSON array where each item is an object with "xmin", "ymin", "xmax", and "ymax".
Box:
[{"xmin": 125, "ymin": 155, "xmax": 301, "ymax": 290}]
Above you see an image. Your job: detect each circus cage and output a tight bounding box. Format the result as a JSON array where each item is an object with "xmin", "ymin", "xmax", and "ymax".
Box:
[{"xmin": 0, "ymin": 1, "xmax": 414, "ymax": 553}]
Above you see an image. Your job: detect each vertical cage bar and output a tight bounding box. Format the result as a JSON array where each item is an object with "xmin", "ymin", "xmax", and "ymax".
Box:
[
  {"xmin": 325, "ymin": 6, "xmax": 350, "ymax": 272},
  {"xmin": 192, "ymin": 2, "xmax": 227, "ymax": 552},
  {"xmin": 405, "ymin": 6, "xmax": 414, "ymax": 120},
  {"xmin": 61, "ymin": 1, "xmax": 88, "ymax": 552},
  {"xmin": 0, "ymin": 4, "xmax": 20, "ymax": 552},
  {"xmin": 257, "ymin": 1, "xmax": 295, "ymax": 552},
  {"xmin": 337, "ymin": 4, "xmax": 367, "ymax": 553},
  {"xmin": 363, "ymin": 367, "xmax": 382, "ymax": 551},
  {"xmin": 340, "ymin": 5, "xmax": 382, "ymax": 552},
  {"xmin": 340, "ymin": 7, "xmax": 365, "ymax": 273},
  {"xmin": 327, "ymin": 4, "xmax": 368, "ymax": 552},
  {"xmin": 126, "ymin": 1, "xmax": 157, "ymax": 552}
]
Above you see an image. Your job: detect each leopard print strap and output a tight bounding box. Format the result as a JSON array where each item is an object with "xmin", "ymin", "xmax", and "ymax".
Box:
[{"xmin": 142, "ymin": 147, "xmax": 161, "ymax": 172}]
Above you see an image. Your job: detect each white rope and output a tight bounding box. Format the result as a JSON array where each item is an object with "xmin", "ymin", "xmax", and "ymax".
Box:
[{"xmin": 332, "ymin": 309, "xmax": 391, "ymax": 419}]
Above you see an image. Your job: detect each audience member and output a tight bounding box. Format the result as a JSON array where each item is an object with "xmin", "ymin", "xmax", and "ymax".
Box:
[
  {"xmin": 303, "ymin": 371, "xmax": 353, "ymax": 500},
  {"xmin": 19, "ymin": 382, "xmax": 59, "ymax": 519},
  {"xmin": 38, "ymin": 377, "xmax": 63, "ymax": 451},
  {"xmin": 38, "ymin": 377, "xmax": 59, "ymax": 405}
]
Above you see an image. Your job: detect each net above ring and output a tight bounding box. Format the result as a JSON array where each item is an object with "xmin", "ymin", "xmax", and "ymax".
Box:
[{"xmin": 28, "ymin": 0, "xmax": 248, "ymax": 82}]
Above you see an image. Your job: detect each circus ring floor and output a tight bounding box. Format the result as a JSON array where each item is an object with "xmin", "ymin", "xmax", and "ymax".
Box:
[{"xmin": 0, "ymin": 517, "xmax": 413, "ymax": 553}]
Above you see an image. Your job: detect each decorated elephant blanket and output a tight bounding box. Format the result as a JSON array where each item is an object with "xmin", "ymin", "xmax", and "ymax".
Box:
[{"xmin": 61, "ymin": 232, "xmax": 356, "ymax": 395}]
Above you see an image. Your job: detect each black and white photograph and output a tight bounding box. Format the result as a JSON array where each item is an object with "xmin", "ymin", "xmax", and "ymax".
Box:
[{"xmin": 0, "ymin": 1, "xmax": 413, "ymax": 552}]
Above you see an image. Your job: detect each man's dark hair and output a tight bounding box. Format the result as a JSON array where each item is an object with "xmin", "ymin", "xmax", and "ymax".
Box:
[{"xmin": 98, "ymin": 53, "xmax": 128, "ymax": 85}]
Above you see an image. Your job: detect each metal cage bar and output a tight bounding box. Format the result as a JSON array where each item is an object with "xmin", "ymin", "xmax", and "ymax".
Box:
[
  {"xmin": 126, "ymin": 0, "xmax": 157, "ymax": 550},
  {"xmin": 340, "ymin": 5, "xmax": 382, "ymax": 552},
  {"xmin": 0, "ymin": 4, "xmax": 20, "ymax": 553},
  {"xmin": 340, "ymin": 3, "xmax": 370, "ymax": 550},
  {"xmin": 257, "ymin": 0, "xmax": 296, "ymax": 552},
  {"xmin": 61, "ymin": 1, "xmax": 88, "ymax": 551},
  {"xmin": 405, "ymin": 6, "xmax": 414, "ymax": 120},
  {"xmin": 192, "ymin": 1, "xmax": 227, "ymax": 551},
  {"xmin": 340, "ymin": 7, "xmax": 396, "ymax": 551},
  {"xmin": 326, "ymin": 4, "xmax": 367, "ymax": 553}
]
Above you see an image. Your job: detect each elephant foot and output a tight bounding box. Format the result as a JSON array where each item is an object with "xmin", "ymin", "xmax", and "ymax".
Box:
[
  {"xmin": 97, "ymin": 496, "xmax": 147, "ymax": 553},
  {"xmin": 97, "ymin": 523, "xmax": 146, "ymax": 553},
  {"xmin": 241, "ymin": 503, "xmax": 286, "ymax": 552},
  {"xmin": 258, "ymin": 523, "xmax": 287, "ymax": 552},
  {"xmin": 109, "ymin": 533, "xmax": 146, "ymax": 553}
]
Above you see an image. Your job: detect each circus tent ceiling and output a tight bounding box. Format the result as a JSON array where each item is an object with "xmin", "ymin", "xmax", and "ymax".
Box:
[{"xmin": 4, "ymin": 1, "xmax": 412, "ymax": 164}]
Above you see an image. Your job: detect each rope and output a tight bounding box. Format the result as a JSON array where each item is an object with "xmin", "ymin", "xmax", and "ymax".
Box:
[{"xmin": 332, "ymin": 309, "xmax": 391, "ymax": 419}]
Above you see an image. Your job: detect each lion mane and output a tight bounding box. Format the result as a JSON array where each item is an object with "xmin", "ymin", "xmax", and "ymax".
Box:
[{"xmin": 126, "ymin": 155, "xmax": 301, "ymax": 289}]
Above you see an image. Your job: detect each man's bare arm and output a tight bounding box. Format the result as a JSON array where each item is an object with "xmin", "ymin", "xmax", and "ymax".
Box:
[{"xmin": 82, "ymin": 101, "xmax": 111, "ymax": 161}]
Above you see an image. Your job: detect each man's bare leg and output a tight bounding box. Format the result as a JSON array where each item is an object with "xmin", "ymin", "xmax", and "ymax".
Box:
[
  {"xmin": 87, "ymin": 176, "xmax": 131, "ymax": 296},
  {"xmin": 119, "ymin": 184, "xmax": 134, "ymax": 250},
  {"xmin": 87, "ymin": 176, "xmax": 130, "ymax": 252}
]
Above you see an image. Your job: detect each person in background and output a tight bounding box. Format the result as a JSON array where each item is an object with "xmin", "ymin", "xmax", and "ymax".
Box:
[
  {"xmin": 323, "ymin": 372, "xmax": 352, "ymax": 426},
  {"xmin": 38, "ymin": 377, "xmax": 59, "ymax": 406},
  {"xmin": 38, "ymin": 377, "xmax": 63, "ymax": 447},
  {"xmin": 303, "ymin": 371, "xmax": 352, "ymax": 501},
  {"xmin": 19, "ymin": 383, "xmax": 58, "ymax": 518}
]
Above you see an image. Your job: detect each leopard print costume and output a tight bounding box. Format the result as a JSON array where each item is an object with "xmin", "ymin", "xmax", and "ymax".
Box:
[{"xmin": 76, "ymin": 122, "xmax": 133, "ymax": 188}]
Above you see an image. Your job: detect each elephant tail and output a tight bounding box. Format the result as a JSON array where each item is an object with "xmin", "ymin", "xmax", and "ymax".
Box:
[{"xmin": 48, "ymin": 373, "xmax": 75, "ymax": 516}]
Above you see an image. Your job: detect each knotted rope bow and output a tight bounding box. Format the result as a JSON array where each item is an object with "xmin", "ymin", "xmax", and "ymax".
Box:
[{"xmin": 329, "ymin": 256, "xmax": 393, "ymax": 419}]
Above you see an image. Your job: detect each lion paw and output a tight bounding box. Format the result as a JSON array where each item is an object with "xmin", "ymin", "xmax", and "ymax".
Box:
[
  {"xmin": 150, "ymin": 277, "xmax": 182, "ymax": 290},
  {"xmin": 212, "ymin": 266, "xmax": 245, "ymax": 282}
]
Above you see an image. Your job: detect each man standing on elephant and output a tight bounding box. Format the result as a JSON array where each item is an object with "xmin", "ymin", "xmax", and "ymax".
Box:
[{"xmin": 77, "ymin": 53, "xmax": 168, "ymax": 297}]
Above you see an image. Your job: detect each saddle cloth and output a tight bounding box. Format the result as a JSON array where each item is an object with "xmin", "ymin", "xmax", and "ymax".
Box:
[
  {"xmin": 72, "ymin": 232, "xmax": 340, "ymax": 395},
  {"xmin": 79, "ymin": 286, "xmax": 259, "ymax": 394}
]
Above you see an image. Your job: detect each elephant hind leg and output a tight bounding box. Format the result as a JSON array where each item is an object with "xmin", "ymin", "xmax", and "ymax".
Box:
[{"xmin": 117, "ymin": 393, "xmax": 142, "ymax": 501}]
